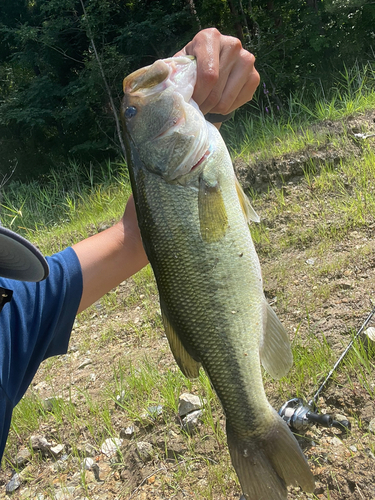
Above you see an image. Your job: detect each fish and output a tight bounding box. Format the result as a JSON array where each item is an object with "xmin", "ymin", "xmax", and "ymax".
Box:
[{"xmin": 120, "ymin": 56, "xmax": 315, "ymax": 500}]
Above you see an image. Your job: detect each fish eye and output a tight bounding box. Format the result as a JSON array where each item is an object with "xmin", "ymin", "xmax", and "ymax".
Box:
[{"xmin": 125, "ymin": 106, "xmax": 137, "ymax": 119}]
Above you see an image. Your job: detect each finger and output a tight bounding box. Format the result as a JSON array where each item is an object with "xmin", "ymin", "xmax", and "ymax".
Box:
[
  {"xmin": 204, "ymin": 51, "xmax": 260, "ymax": 115},
  {"xmin": 175, "ymin": 28, "xmax": 222, "ymax": 107}
]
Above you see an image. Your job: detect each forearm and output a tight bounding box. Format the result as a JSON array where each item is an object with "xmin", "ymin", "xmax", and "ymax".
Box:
[{"xmin": 73, "ymin": 201, "xmax": 148, "ymax": 314}]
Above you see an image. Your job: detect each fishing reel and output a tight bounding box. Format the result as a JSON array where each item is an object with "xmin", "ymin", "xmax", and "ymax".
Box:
[{"xmin": 278, "ymin": 398, "xmax": 351, "ymax": 432}]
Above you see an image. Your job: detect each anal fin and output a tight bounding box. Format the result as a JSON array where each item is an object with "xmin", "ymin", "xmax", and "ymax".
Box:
[
  {"xmin": 260, "ymin": 299, "xmax": 293, "ymax": 379},
  {"xmin": 161, "ymin": 305, "xmax": 201, "ymax": 379}
]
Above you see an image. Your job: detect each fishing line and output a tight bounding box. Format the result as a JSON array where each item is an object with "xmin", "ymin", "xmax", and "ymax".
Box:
[{"xmin": 279, "ymin": 304, "xmax": 375, "ymax": 432}]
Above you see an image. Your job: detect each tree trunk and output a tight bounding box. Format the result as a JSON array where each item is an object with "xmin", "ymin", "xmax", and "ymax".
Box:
[
  {"xmin": 79, "ymin": 0, "xmax": 126, "ymax": 157},
  {"xmin": 185, "ymin": 0, "xmax": 201, "ymax": 30},
  {"xmin": 226, "ymin": 0, "xmax": 244, "ymax": 42}
]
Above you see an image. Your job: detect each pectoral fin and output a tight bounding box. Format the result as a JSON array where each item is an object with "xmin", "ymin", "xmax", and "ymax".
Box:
[
  {"xmin": 260, "ymin": 299, "xmax": 293, "ymax": 379},
  {"xmin": 198, "ymin": 176, "xmax": 228, "ymax": 243},
  {"xmin": 235, "ymin": 177, "xmax": 260, "ymax": 223},
  {"xmin": 161, "ymin": 305, "xmax": 201, "ymax": 379}
]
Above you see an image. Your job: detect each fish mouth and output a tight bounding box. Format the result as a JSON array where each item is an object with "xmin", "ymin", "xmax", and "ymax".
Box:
[
  {"xmin": 123, "ymin": 56, "xmax": 210, "ymax": 181},
  {"xmin": 124, "ymin": 56, "xmax": 197, "ymax": 103}
]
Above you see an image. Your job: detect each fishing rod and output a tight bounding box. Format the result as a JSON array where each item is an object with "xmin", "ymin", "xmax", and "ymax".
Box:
[{"xmin": 279, "ymin": 304, "xmax": 375, "ymax": 432}]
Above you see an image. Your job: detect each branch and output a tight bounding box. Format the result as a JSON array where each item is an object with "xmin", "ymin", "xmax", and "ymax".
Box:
[{"xmin": 79, "ymin": 0, "xmax": 126, "ymax": 157}]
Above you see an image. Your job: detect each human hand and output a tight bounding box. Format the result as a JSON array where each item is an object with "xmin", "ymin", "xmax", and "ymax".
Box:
[{"xmin": 174, "ymin": 28, "xmax": 260, "ymax": 118}]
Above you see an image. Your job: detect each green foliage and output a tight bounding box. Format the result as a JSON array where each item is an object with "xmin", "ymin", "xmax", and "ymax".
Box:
[{"xmin": 0, "ymin": 0, "xmax": 374, "ymax": 179}]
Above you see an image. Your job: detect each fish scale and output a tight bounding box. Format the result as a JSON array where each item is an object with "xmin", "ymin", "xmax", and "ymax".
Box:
[{"xmin": 121, "ymin": 55, "xmax": 315, "ymax": 500}]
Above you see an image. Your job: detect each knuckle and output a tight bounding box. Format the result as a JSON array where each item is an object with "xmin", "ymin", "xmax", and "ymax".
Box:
[
  {"xmin": 203, "ymin": 66, "xmax": 220, "ymax": 86},
  {"xmin": 229, "ymin": 36, "xmax": 243, "ymax": 52},
  {"xmin": 204, "ymin": 27, "xmax": 221, "ymax": 39},
  {"xmin": 241, "ymin": 49, "xmax": 256, "ymax": 67}
]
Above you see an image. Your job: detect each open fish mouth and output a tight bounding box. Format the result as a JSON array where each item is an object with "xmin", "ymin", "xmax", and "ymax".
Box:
[
  {"xmin": 122, "ymin": 55, "xmax": 210, "ymax": 181},
  {"xmin": 123, "ymin": 56, "xmax": 197, "ymax": 103}
]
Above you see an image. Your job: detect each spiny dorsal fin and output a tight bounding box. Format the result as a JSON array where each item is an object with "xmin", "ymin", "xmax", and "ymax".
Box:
[
  {"xmin": 161, "ymin": 305, "xmax": 201, "ymax": 379},
  {"xmin": 235, "ymin": 176, "xmax": 260, "ymax": 223},
  {"xmin": 198, "ymin": 176, "xmax": 228, "ymax": 243},
  {"xmin": 260, "ymin": 299, "xmax": 293, "ymax": 379}
]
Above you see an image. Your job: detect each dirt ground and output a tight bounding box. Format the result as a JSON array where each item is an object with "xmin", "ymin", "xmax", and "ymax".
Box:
[{"xmin": 1, "ymin": 112, "xmax": 375, "ymax": 500}]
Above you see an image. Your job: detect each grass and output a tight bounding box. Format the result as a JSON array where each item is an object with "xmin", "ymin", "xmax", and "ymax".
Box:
[{"xmin": 1, "ymin": 60, "xmax": 375, "ymax": 498}]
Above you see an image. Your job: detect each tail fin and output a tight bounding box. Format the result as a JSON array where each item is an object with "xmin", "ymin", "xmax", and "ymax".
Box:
[{"xmin": 227, "ymin": 409, "xmax": 314, "ymax": 500}]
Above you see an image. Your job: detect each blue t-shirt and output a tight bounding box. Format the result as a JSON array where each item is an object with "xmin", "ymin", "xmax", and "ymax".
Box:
[{"xmin": 0, "ymin": 247, "xmax": 83, "ymax": 463}]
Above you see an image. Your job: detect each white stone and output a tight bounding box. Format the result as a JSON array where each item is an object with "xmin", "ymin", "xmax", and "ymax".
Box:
[
  {"xmin": 100, "ymin": 438, "xmax": 123, "ymax": 458},
  {"xmin": 178, "ymin": 393, "xmax": 203, "ymax": 417},
  {"xmin": 82, "ymin": 457, "xmax": 95, "ymax": 470},
  {"xmin": 78, "ymin": 359, "xmax": 92, "ymax": 369}
]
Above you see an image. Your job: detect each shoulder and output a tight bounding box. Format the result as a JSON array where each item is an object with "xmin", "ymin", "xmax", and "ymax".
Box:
[{"xmin": 0, "ymin": 247, "xmax": 83, "ymax": 342}]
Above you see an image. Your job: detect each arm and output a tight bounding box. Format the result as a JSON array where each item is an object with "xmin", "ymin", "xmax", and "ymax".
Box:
[
  {"xmin": 72, "ymin": 195, "xmax": 148, "ymax": 314},
  {"xmin": 174, "ymin": 28, "xmax": 260, "ymax": 126}
]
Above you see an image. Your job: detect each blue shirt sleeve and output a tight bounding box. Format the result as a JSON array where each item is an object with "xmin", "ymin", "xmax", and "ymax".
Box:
[{"xmin": 0, "ymin": 247, "xmax": 83, "ymax": 463}]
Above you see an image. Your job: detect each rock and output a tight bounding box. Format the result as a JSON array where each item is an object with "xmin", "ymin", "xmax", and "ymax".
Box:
[
  {"xmin": 349, "ymin": 445, "xmax": 357, "ymax": 452},
  {"xmin": 78, "ymin": 359, "xmax": 92, "ymax": 369},
  {"xmin": 335, "ymin": 413, "xmax": 347, "ymax": 422},
  {"xmin": 147, "ymin": 405, "xmax": 163, "ymax": 419},
  {"xmin": 15, "ymin": 447, "xmax": 32, "ymax": 467},
  {"xmin": 330, "ymin": 437, "xmax": 343, "ymax": 447},
  {"xmin": 76, "ymin": 442, "xmax": 97, "ymax": 457},
  {"xmin": 305, "ymin": 258, "xmax": 316, "ymax": 265},
  {"xmin": 120, "ymin": 425, "xmax": 136, "ymax": 440},
  {"xmin": 96, "ymin": 461, "xmax": 112, "ymax": 481},
  {"xmin": 30, "ymin": 435, "xmax": 51, "ymax": 453},
  {"xmin": 178, "ymin": 393, "xmax": 203, "ymax": 417},
  {"xmin": 42, "ymin": 396, "xmax": 63, "ymax": 411},
  {"xmin": 50, "ymin": 444, "xmax": 65, "ymax": 457},
  {"xmin": 364, "ymin": 326, "xmax": 375, "ymax": 341},
  {"xmin": 115, "ymin": 390, "xmax": 126, "ymax": 405},
  {"xmin": 82, "ymin": 457, "xmax": 95, "ymax": 470},
  {"xmin": 368, "ymin": 418, "xmax": 375, "ymax": 433},
  {"xmin": 136, "ymin": 441, "xmax": 154, "ymax": 462},
  {"xmin": 18, "ymin": 464, "xmax": 34, "ymax": 482},
  {"xmin": 100, "ymin": 438, "xmax": 123, "ymax": 458},
  {"xmin": 165, "ymin": 442, "xmax": 187, "ymax": 460},
  {"xmin": 139, "ymin": 405, "xmax": 163, "ymax": 423},
  {"xmin": 6, "ymin": 473, "xmax": 21, "ymax": 493},
  {"xmin": 54, "ymin": 486, "xmax": 77, "ymax": 499},
  {"xmin": 51, "ymin": 459, "xmax": 68, "ymax": 473},
  {"xmin": 340, "ymin": 281, "xmax": 353, "ymax": 290},
  {"xmin": 360, "ymin": 403, "xmax": 374, "ymax": 423},
  {"xmin": 20, "ymin": 489, "xmax": 44, "ymax": 500},
  {"xmin": 182, "ymin": 409, "xmax": 203, "ymax": 434}
]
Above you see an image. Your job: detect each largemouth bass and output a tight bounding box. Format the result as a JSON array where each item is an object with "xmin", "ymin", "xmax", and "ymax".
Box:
[{"xmin": 121, "ymin": 56, "xmax": 314, "ymax": 500}]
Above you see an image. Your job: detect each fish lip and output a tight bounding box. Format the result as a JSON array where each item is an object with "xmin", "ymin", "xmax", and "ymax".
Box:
[{"xmin": 124, "ymin": 56, "xmax": 196, "ymax": 103}]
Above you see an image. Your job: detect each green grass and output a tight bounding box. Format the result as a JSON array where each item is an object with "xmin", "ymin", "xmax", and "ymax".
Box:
[{"xmin": 2, "ymin": 59, "xmax": 375, "ymax": 499}]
